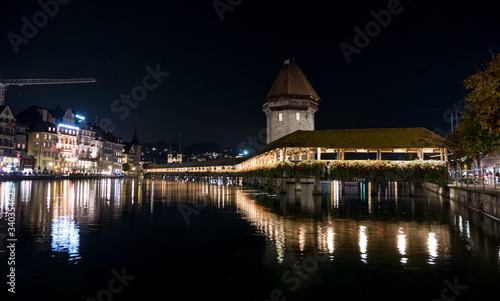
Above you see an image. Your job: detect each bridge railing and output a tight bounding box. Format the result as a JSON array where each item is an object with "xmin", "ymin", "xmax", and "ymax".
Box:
[{"xmin": 146, "ymin": 159, "xmax": 448, "ymax": 184}]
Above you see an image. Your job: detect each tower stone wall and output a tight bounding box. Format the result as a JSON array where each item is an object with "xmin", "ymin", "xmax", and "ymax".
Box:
[{"xmin": 263, "ymin": 58, "xmax": 320, "ymax": 144}]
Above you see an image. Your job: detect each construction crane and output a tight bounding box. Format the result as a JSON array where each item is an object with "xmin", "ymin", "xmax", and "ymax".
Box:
[{"xmin": 0, "ymin": 78, "xmax": 96, "ymax": 105}]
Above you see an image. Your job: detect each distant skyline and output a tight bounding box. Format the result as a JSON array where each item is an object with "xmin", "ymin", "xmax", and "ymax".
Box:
[{"xmin": 1, "ymin": 0, "xmax": 499, "ymax": 148}]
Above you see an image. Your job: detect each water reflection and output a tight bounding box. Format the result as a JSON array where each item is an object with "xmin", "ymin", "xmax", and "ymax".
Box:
[
  {"xmin": 427, "ymin": 232, "xmax": 438, "ymax": 265},
  {"xmin": 0, "ymin": 179, "xmax": 146, "ymax": 263},
  {"xmin": 51, "ymin": 216, "xmax": 80, "ymax": 262},
  {"xmin": 398, "ymin": 227, "xmax": 408, "ymax": 265},
  {"xmin": 0, "ymin": 178, "xmax": 499, "ymax": 272},
  {"xmin": 359, "ymin": 225, "xmax": 368, "ymax": 264},
  {"xmin": 236, "ymin": 180, "xmax": 499, "ymax": 270}
]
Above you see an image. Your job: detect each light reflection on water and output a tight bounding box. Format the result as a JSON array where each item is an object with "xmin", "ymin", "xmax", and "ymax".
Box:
[
  {"xmin": 0, "ymin": 178, "xmax": 500, "ymax": 299},
  {"xmin": 398, "ymin": 227, "xmax": 407, "ymax": 265},
  {"xmin": 427, "ymin": 232, "xmax": 438, "ymax": 265},
  {"xmin": 359, "ymin": 225, "xmax": 368, "ymax": 264},
  {"xmin": 51, "ymin": 216, "xmax": 80, "ymax": 262},
  {"xmin": 1, "ymin": 179, "xmax": 499, "ymax": 267},
  {"xmin": 0, "ymin": 179, "xmax": 145, "ymax": 263},
  {"xmin": 233, "ymin": 181, "xmax": 478, "ymax": 269}
]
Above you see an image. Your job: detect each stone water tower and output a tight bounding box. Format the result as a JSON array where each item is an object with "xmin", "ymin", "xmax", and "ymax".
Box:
[{"xmin": 263, "ymin": 58, "xmax": 321, "ymax": 144}]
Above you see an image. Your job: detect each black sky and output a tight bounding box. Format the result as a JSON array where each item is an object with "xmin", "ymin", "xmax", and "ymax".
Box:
[{"xmin": 1, "ymin": 0, "xmax": 499, "ymax": 149}]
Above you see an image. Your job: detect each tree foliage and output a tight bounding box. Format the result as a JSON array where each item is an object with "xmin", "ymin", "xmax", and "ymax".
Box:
[
  {"xmin": 460, "ymin": 51, "xmax": 500, "ymax": 156},
  {"xmin": 122, "ymin": 163, "xmax": 131, "ymax": 172},
  {"xmin": 443, "ymin": 130, "xmax": 475, "ymax": 168}
]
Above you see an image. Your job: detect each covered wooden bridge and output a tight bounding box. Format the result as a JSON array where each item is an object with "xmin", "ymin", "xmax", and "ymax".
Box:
[{"xmin": 145, "ymin": 127, "xmax": 447, "ymax": 176}]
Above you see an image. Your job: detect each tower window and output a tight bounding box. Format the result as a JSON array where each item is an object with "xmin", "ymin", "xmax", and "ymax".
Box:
[
  {"xmin": 296, "ymin": 112, "xmax": 300, "ymax": 121},
  {"xmin": 278, "ymin": 112, "xmax": 283, "ymax": 122}
]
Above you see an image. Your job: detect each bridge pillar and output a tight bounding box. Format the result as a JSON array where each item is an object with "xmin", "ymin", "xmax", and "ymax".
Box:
[
  {"xmin": 409, "ymin": 181, "xmax": 415, "ymax": 196},
  {"xmin": 300, "ymin": 178, "xmax": 315, "ymax": 203},
  {"xmin": 278, "ymin": 178, "xmax": 287, "ymax": 194},
  {"xmin": 417, "ymin": 148, "xmax": 423, "ymax": 160},
  {"xmin": 268, "ymin": 178, "xmax": 275, "ymax": 191},
  {"xmin": 337, "ymin": 149, "xmax": 345, "ymax": 160},
  {"xmin": 295, "ymin": 178, "xmax": 302, "ymax": 191},
  {"xmin": 286, "ymin": 179, "xmax": 296, "ymax": 199},
  {"xmin": 259, "ymin": 177, "xmax": 265, "ymax": 189},
  {"xmin": 313, "ymin": 178, "xmax": 322, "ymax": 195}
]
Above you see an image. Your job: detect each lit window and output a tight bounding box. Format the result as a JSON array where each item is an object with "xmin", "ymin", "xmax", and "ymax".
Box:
[
  {"xmin": 296, "ymin": 112, "xmax": 300, "ymax": 121},
  {"xmin": 36, "ymin": 133, "xmax": 40, "ymax": 139},
  {"xmin": 48, "ymin": 127, "xmax": 51, "ymax": 131},
  {"xmin": 278, "ymin": 112, "xmax": 283, "ymax": 122},
  {"xmin": 44, "ymin": 134, "xmax": 47, "ymax": 139}
]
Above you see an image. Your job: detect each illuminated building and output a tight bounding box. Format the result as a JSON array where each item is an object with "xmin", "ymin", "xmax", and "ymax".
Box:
[
  {"xmin": 16, "ymin": 105, "xmax": 59, "ymax": 173},
  {"xmin": 14, "ymin": 121, "xmax": 34, "ymax": 172},
  {"xmin": 49, "ymin": 105, "xmax": 80, "ymax": 171},
  {"xmin": 72, "ymin": 114, "xmax": 100, "ymax": 173},
  {"xmin": 0, "ymin": 105, "xmax": 18, "ymax": 172},
  {"xmin": 94, "ymin": 127, "xmax": 124, "ymax": 175}
]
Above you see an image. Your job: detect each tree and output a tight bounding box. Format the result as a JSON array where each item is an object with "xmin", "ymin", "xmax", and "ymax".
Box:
[
  {"xmin": 459, "ymin": 50, "xmax": 500, "ymax": 168},
  {"xmin": 122, "ymin": 163, "xmax": 131, "ymax": 172}
]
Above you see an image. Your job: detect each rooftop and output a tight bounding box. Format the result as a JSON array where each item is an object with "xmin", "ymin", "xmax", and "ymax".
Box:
[
  {"xmin": 253, "ymin": 127, "xmax": 446, "ymax": 156},
  {"xmin": 263, "ymin": 58, "xmax": 321, "ymax": 103}
]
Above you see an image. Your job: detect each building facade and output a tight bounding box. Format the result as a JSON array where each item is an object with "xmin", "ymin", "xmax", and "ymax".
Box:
[
  {"xmin": 14, "ymin": 122, "xmax": 34, "ymax": 172},
  {"xmin": 16, "ymin": 106, "xmax": 60, "ymax": 173},
  {"xmin": 95, "ymin": 127, "xmax": 124, "ymax": 175},
  {"xmin": 77, "ymin": 122, "xmax": 100, "ymax": 174},
  {"xmin": 0, "ymin": 105, "xmax": 18, "ymax": 172},
  {"xmin": 123, "ymin": 127, "xmax": 142, "ymax": 173},
  {"xmin": 30, "ymin": 129, "xmax": 59, "ymax": 173}
]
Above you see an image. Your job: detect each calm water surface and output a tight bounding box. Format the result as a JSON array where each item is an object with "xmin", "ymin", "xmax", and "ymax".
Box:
[{"xmin": 1, "ymin": 179, "xmax": 500, "ymax": 300}]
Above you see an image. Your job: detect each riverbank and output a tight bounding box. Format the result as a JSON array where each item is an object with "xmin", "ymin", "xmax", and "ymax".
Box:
[
  {"xmin": 422, "ymin": 182, "xmax": 500, "ymax": 221},
  {"xmin": 0, "ymin": 174, "xmax": 142, "ymax": 182}
]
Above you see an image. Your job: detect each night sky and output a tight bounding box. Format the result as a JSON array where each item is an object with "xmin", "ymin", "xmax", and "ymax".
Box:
[{"xmin": 1, "ymin": 0, "xmax": 499, "ymax": 149}]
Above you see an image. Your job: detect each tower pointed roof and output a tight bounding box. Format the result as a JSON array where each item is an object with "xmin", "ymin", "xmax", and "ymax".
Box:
[
  {"xmin": 263, "ymin": 58, "xmax": 321, "ymax": 103},
  {"xmin": 131, "ymin": 126, "xmax": 140, "ymax": 145}
]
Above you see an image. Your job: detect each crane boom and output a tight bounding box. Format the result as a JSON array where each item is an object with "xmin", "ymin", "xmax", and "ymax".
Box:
[{"xmin": 0, "ymin": 78, "xmax": 96, "ymax": 105}]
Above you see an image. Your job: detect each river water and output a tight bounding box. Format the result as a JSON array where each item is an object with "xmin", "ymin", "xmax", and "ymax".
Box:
[{"xmin": 0, "ymin": 178, "xmax": 499, "ymax": 300}]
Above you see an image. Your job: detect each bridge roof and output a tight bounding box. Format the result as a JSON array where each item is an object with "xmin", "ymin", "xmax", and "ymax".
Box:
[
  {"xmin": 150, "ymin": 157, "xmax": 246, "ymax": 169},
  {"xmin": 263, "ymin": 58, "xmax": 321, "ymax": 103},
  {"xmin": 253, "ymin": 127, "xmax": 445, "ymax": 156}
]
